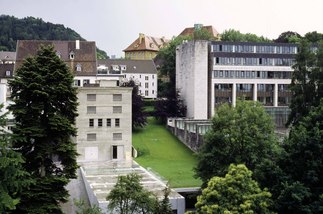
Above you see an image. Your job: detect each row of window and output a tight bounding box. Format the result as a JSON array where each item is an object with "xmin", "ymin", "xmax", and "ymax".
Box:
[
  {"xmin": 212, "ymin": 44, "xmax": 297, "ymax": 54},
  {"xmin": 87, "ymin": 133, "xmax": 122, "ymax": 141},
  {"xmin": 214, "ymin": 83, "xmax": 291, "ymax": 92},
  {"xmin": 212, "ymin": 70, "xmax": 292, "ymax": 79},
  {"xmin": 87, "ymin": 106, "xmax": 122, "ymax": 114},
  {"xmin": 87, "ymin": 94, "xmax": 122, "ymax": 102},
  {"xmin": 139, "ymin": 90, "xmax": 155, "ymax": 96},
  {"xmin": 213, "ymin": 57, "xmax": 295, "ymax": 66},
  {"xmin": 89, "ymin": 118, "xmax": 120, "ymax": 127}
]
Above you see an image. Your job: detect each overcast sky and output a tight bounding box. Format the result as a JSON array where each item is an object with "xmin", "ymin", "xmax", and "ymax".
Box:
[{"xmin": 2, "ymin": 0, "xmax": 323, "ymax": 57}]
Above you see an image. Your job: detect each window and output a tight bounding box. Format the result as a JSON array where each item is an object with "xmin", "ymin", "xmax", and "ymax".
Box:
[
  {"xmin": 113, "ymin": 133, "xmax": 122, "ymax": 141},
  {"xmin": 107, "ymin": 119, "xmax": 111, "ymax": 127},
  {"xmin": 87, "ymin": 133, "xmax": 96, "ymax": 141},
  {"xmin": 98, "ymin": 119, "xmax": 102, "ymax": 127},
  {"xmin": 152, "ymin": 90, "xmax": 154, "ymax": 94},
  {"xmin": 152, "ymin": 82, "xmax": 154, "ymax": 86},
  {"xmin": 87, "ymin": 106, "xmax": 96, "ymax": 114},
  {"xmin": 87, "ymin": 94, "xmax": 96, "ymax": 101},
  {"xmin": 145, "ymin": 83, "xmax": 149, "ymax": 88},
  {"xmin": 145, "ymin": 90, "xmax": 148, "ymax": 96},
  {"xmin": 5, "ymin": 70, "xmax": 10, "ymax": 76},
  {"xmin": 89, "ymin": 119, "xmax": 94, "ymax": 127},
  {"xmin": 83, "ymin": 79, "xmax": 90, "ymax": 86},
  {"xmin": 115, "ymin": 118, "xmax": 120, "ymax": 127},
  {"xmin": 145, "ymin": 76, "xmax": 149, "ymax": 80},
  {"xmin": 76, "ymin": 63, "xmax": 82, "ymax": 72},
  {"xmin": 152, "ymin": 75, "xmax": 154, "ymax": 79},
  {"xmin": 113, "ymin": 94, "xmax": 122, "ymax": 101},
  {"xmin": 113, "ymin": 106, "xmax": 122, "ymax": 113},
  {"xmin": 74, "ymin": 80, "xmax": 81, "ymax": 86},
  {"xmin": 69, "ymin": 51, "xmax": 75, "ymax": 59}
]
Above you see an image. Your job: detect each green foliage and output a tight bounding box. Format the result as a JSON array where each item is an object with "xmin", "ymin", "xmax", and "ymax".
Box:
[
  {"xmin": 0, "ymin": 107, "xmax": 31, "ymax": 212},
  {"xmin": 156, "ymin": 185, "xmax": 173, "ymax": 214},
  {"xmin": 221, "ymin": 29, "xmax": 271, "ymax": 42},
  {"xmin": 106, "ymin": 173, "xmax": 160, "ymax": 214},
  {"xmin": 0, "ymin": 15, "xmax": 108, "ymax": 58},
  {"xmin": 192, "ymin": 28, "xmax": 217, "ymax": 41},
  {"xmin": 287, "ymin": 40, "xmax": 323, "ymax": 125},
  {"xmin": 9, "ymin": 45, "xmax": 79, "ymax": 213},
  {"xmin": 304, "ymin": 31, "xmax": 323, "ymax": 43},
  {"xmin": 278, "ymin": 99, "xmax": 323, "ymax": 213},
  {"xmin": 195, "ymin": 164, "xmax": 273, "ymax": 214},
  {"xmin": 195, "ymin": 100, "xmax": 279, "ymax": 184},
  {"xmin": 274, "ymin": 31, "xmax": 302, "ymax": 43},
  {"xmin": 121, "ymin": 79, "xmax": 147, "ymax": 128},
  {"xmin": 75, "ymin": 199, "xmax": 101, "ymax": 214}
]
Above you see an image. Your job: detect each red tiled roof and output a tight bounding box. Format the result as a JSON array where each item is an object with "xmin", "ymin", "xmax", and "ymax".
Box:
[{"xmin": 123, "ymin": 33, "xmax": 169, "ymax": 52}]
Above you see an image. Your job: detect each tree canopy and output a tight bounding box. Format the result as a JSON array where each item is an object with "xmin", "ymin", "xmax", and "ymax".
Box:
[
  {"xmin": 195, "ymin": 100, "xmax": 280, "ymax": 184},
  {"xmin": 0, "ymin": 107, "xmax": 31, "ymax": 212},
  {"xmin": 9, "ymin": 45, "xmax": 79, "ymax": 213},
  {"xmin": 221, "ymin": 29, "xmax": 271, "ymax": 43},
  {"xmin": 106, "ymin": 173, "xmax": 172, "ymax": 214},
  {"xmin": 0, "ymin": 15, "xmax": 108, "ymax": 59},
  {"xmin": 194, "ymin": 164, "xmax": 273, "ymax": 214}
]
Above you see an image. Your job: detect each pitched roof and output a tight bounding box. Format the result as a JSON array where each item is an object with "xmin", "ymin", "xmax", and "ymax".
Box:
[
  {"xmin": 0, "ymin": 51, "xmax": 16, "ymax": 62},
  {"xmin": 97, "ymin": 59, "xmax": 157, "ymax": 74},
  {"xmin": 123, "ymin": 33, "xmax": 169, "ymax": 52},
  {"xmin": 179, "ymin": 25, "xmax": 219, "ymax": 38},
  {"xmin": 15, "ymin": 40, "xmax": 97, "ymax": 76}
]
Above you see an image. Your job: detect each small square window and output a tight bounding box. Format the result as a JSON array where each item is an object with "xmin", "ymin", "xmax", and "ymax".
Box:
[
  {"xmin": 87, "ymin": 133, "xmax": 96, "ymax": 141},
  {"xmin": 87, "ymin": 106, "xmax": 96, "ymax": 114},
  {"xmin": 87, "ymin": 94, "xmax": 96, "ymax": 101},
  {"xmin": 113, "ymin": 133, "xmax": 122, "ymax": 141},
  {"xmin": 113, "ymin": 94, "xmax": 122, "ymax": 101},
  {"xmin": 113, "ymin": 106, "xmax": 122, "ymax": 113},
  {"xmin": 145, "ymin": 76, "xmax": 149, "ymax": 80}
]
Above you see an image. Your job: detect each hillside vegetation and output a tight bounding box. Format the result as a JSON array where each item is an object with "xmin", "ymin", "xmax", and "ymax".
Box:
[{"xmin": 0, "ymin": 15, "xmax": 108, "ymax": 59}]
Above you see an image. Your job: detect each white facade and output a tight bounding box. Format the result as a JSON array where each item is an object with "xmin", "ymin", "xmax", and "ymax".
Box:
[
  {"xmin": 75, "ymin": 80, "xmax": 132, "ymax": 164},
  {"xmin": 124, "ymin": 73, "xmax": 157, "ymax": 98}
]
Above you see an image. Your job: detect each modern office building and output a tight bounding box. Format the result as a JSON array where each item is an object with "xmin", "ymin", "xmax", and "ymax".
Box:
[{"xmin": 176, "ymin": 40, "xmax": 297, "ymax": 127}]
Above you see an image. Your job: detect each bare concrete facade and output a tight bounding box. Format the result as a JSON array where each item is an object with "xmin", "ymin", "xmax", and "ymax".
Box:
[
  {"xmin": 75, "ymin": 80, "xmax": 133, "ymax": 164},
  {"xmin": 176, "ymin": 40, "xmax": 209, "ymax": 119}
]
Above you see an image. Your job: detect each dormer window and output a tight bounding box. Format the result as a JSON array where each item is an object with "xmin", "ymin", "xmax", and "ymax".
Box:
[
  {"xmin": 111, "ymin": 65, "xmax": 119, "ymax": 71},
  {"xmin": 120, "ymin": 65, "xmax": 127, "ymax": 71},
  {"xmin": 56, "ymin": 51, "xmax": 61, "ymax": 59},
  {"xmin": 69, "ymin": 51, "xmax": 75, "ymax": 59},
  {"xmin": 5, "ymin": 70, "xmax": 10, "ymax": 76},
  {"xmin": 76, "ymin": 63, "xmax": 82, "ymax": 72}
]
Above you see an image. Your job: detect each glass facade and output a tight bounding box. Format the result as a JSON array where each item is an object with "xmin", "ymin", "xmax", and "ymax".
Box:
[{"xmin": 212, "ymin": 43, "xmax": 297, "ymax": 54}]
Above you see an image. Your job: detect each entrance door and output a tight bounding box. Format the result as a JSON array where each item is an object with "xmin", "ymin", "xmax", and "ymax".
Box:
[{"xmin": 112, "ymin": 145, "xmax": 124, "ymax": 160}]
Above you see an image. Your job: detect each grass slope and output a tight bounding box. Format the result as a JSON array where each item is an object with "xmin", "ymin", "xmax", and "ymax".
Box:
[{"xmin": 133, "ymin": 117, "xmax": 202, "ymax": 188}]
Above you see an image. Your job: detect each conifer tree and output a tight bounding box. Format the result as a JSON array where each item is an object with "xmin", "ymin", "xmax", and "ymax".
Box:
[
  {"xmin": 9, "ymin": 45, "xmax": 78, "ymax": 213},
  {"xmin": 0, "ymin": 107, "xmax": 31, "ymax": 212}
]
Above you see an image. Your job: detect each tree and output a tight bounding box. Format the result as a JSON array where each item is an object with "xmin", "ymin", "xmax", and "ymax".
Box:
[
  {"xmin": 106, "ymin": 173, "xmax": 160, "ymax": 214},
  {"xmin": 121, "ymin": 79, "xmax": 146, "ymax": 128},
  {"xmin": 221, "ymin": 29, "xmax": 271, "ymax": 42},
  {"xmin": 9, "ymin": 45, "xmax": 79, "ymax": 213},
  {"xmin": 287, "ymin": 40, "xmax": 323, "ymax": 125},
  {"xmin": 195, "ymin": 164, "xmax": 273, "ymax": 214},
  {"xmin": 192, "ymin": 28, "xmax": 216, "ymax": 41},
  {"xmin": 156, "ymin": 185, "xmax": 173, "ymax": 214},
  {"xmin": 277, "ymin": 99, "xmax": 323, "ymax": 213},
  {"xmin": 75, "ymin": 199, "xmax": 101, "ymax": 214},
  {"xmin": 0, "ymin": 107, "xmax": 31, "ymax": 212},
  {"xmin": 195, "ymin": 100, "xmax": 280, "ymax": 184},
  {"xmin": 274, "ymin": 31, "xmax": 302, "ymax": 43},
  {"xmin": 304, "ymin": 31, "xmax": 323, "ymax": 43}
]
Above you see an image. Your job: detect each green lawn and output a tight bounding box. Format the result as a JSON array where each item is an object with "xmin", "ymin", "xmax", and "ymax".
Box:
[{"xmin": 132, "ymin": 117, "xmax": 202, "ymax": 188}]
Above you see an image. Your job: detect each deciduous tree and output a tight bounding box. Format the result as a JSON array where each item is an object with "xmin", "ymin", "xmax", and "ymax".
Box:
[
  {"xmin": 9, "ymin": 45, "xmax": 78, "ymax": 213},
  {"xmin": 195, "ymin": 100, "xmax": 280, "ymax": 185},
  {"xmin": 195, "ymin": 164, "xmax": 273, "ymax": 214}
]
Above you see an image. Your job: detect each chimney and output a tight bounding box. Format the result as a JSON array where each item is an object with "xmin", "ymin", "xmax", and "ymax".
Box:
[
  {"xmin": 139, "ymin": 33, "xmax": 145, "ymax": 44},
  {"xmin": 76, "ymin": 40, "xmax": 80, "ymax": 50}
]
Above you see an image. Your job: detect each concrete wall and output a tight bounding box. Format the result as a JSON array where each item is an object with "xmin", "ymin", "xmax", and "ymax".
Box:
[
  {"xmin": 176, "ymin": 40, "xmax": 209, "ymax": 119},
  {"xmin": 76, "ymin": 81, "xmax": 132, "ymax": 163}
]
